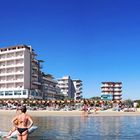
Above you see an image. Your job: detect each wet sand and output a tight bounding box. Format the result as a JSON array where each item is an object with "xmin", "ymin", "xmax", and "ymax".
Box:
[{"xmin": 0, "ymin": 109, "xmax": 140, "ymax": 117}]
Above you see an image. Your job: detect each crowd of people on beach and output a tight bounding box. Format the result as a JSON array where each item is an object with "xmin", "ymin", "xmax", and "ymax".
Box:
[{"xmin": 0, "ymin": 99, "xmax": 138, "ymax": 113}]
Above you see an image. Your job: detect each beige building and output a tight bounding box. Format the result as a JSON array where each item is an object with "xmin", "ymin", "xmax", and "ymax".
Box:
[{"xmin": 101, "ymin": 82, "xmax": 122, "ymax": 101}]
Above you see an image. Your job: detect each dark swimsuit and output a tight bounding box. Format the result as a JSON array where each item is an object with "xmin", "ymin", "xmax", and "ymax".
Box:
[{"xmin": 17, "ymin": 128, "xmax": 28, "ymax": 134}]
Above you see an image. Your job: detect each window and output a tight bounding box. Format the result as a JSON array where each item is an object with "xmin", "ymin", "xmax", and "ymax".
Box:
[
  {"xmin": 14, "ymin": 90, "xmax": 21, "ymax": 95},
  {"xmin": 0, "ymin": 91, "xmax": 4, "ymax": 96},
  {"xmin": 5, "ymin": 91, "xmax": 13, "ymax": 96},
  {"xmin": 23, "ymin": 90, "xmax": 27, "ymax": 95}
]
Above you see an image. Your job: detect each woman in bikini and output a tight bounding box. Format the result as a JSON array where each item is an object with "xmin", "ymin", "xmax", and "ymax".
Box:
[
  {"xmin": 12, "ymin": 105, "xmax": 33, "ymax": 140},
  {"xmin": 3, "ymin": 107, "xmax": 21, "ymax": 138}
]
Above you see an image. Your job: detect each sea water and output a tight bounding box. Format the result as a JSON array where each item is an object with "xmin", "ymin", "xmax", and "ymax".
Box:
[
  {"xmin": 29, "ymin": 116, "xmax": 140, "ymax": 140},
  {"xmin": 1, "ymin": 116, "xmax": 140, "ymax": 140}
]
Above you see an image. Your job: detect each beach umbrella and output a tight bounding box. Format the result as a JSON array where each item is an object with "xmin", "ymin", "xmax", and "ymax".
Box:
[
  {"xmin": 29, "ymin": 100, "xmax": 33, "ymax": 103},
  {"xmin": 38, "ymin": 100, "xmax": 42, "ymax": 104},
  {"xmin": 61, "ymin": 100, "xmax": 64, "ymax": 103},
  {"xmin": 52, "ymin": 100, "xmax": 55, "ymax": 103},
  {"xmin": 33, "ymin": 100, "xmax": 36, "ymax": 104},
  {"xmin": 0, "ymin": 100, "xmax": 2, "ymax": 104},
  {"xmin": 21, "ymin": 100, "xmax": 24, "ymax": 104},
  {"xmin": 67, "ymin": 100, "xmax": 70, "ymax": 103},
  {"xmin": 57, "ymin": 100, "xmax": 60, "ymax": 103},
  {"xmin": 81, "ymin": 100, "xmax": 84, "ymax": 103}
]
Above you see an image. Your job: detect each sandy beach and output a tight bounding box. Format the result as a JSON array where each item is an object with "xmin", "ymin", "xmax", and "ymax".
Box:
[{"xmin": 0, "ymin": 109, "xmax": 140, "ymax": 117}]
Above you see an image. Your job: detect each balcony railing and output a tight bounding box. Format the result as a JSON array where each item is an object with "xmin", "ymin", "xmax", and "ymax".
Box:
[
  {"xmin": 113, "ymin": 92, "xmax": 122, "ymax": 95},
  {"xmin": 32, "ymin": 81, "xmax": 41, "ymax": 85},
  {"xmin": 113, "ymin": 96, "xmax": 122, "ymax": 100}
]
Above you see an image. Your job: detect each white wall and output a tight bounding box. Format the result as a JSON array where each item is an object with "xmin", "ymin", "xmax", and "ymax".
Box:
[{"xmin": 24, "ymin": 49, "xmax": 31, "ymax": 89}]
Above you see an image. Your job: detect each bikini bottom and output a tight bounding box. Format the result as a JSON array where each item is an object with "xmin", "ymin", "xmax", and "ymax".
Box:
[{"xmin": 17, "ymin": 128, "xmax": 28, "ymax": 135}]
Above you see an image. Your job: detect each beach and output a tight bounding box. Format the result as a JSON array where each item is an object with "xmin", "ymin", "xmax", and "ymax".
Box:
[
  {"xmin": 1, "ymin": 109, "xmax": 140, "ymax": 140},
  {"xmin": 0, "ymin": 109, "xmax": 140, "ymax": 117}
]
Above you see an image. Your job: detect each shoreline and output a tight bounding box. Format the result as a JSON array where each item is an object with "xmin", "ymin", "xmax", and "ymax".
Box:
[{"xmin": 0, "ymin": 109, "xmax": 140, "ymax": 117}]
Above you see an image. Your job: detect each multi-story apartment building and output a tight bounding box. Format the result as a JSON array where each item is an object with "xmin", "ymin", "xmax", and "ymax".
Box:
[
  {"xmin": 57, "ymin": 76, "xmax": 82, "ymax": 100},
  {"xmin": 42, "ymin": 74, "xmax": 64, "ymax": 100},
  {"xmin": 73, "ymin": 79, "xmax": 82, "ymax": 100},
  {"xmin": 101, "ymin": 82, "xmax": 122, "ymax": 101},
  {"xmin": 0, "ymin": 45, "xmax": 63, "ymax": 100},
  {"xmin": 0, "ymin": 45, "xmax": 43, "ymax": 99}
]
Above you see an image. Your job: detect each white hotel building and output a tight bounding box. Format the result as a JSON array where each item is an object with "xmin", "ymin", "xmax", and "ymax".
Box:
[
  {"xmin": 0, "ymin": 45, "xmax": 43, "ymax": 99},
  {"xmin": 57, "ymin": 76, "xmax": 83, "ymax": 100}
]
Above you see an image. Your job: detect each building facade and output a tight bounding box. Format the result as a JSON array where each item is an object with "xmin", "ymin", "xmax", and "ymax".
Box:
[
  {"xmin": 101, "ymin": 82, "xmax": 122, "ymax": 101},
  {"xmin": 0, "ymin": 45, "xmax": 62, "ymax": 100},
  {"xmin": 0, "ymin": 45, "xmax": 43, "ymax": 99},
  {"xmin": 42, "ymin": 74, "xmax": 64, "ymax": 100},
  {"xmin": 57, "ymin": 76, "xmax": 82, "ymax": 100},
  {"xmin": 73, "ymin": 79, "xmax": 82, "ymax": 100}
]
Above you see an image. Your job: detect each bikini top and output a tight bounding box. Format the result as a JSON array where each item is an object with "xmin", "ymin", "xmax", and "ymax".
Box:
[{"xmin": 18, "ymin": 115, "xmax": 28, "ymax": 125}]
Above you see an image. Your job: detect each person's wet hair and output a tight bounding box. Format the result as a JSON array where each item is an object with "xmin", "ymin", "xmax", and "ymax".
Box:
[{"xmin": 20, "ymin": 105, "xmax": 27, "ymax": 113}]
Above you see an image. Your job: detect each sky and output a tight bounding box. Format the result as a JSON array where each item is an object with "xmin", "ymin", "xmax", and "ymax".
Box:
[{"xmin": 0, "ymin": 0, "xmax": 140, "ymax": 100}]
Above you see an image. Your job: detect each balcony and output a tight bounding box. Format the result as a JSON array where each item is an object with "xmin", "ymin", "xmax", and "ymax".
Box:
[
  {"xmin": 76, "ymin": 87, "xmax": 82, "ymax": 91},
  {"xmin": 0, "ymin": 78, "xmax": 24, "ymax": 83},
  {"xmin": 0, "ymin": 87, "xmax": 6, "ymax": 90},
  {"xmin": 15, "ymin": 67, "xmax": 24, "ymax": 73},
  {"xmin": 58, "ymin": 85, "xmax": 68, "ymax": 88},
  {"xmin": 76, "ymin": 91, "xmax": 81, "ymax": 95},
  {"xmin": 15, "ymin": 83, "xmax": 24, "ymax": 89},
  {"xmin": 75, "ymin": 83, "xmax": 82, "ymax": 86},
  {"xmin": 0, "ymin": 79, "xmax": 6, "ymax": 83},
  {"xmin": 114, "ymin": 84, "xmax": 122, "ymax": 88},
  {"xmin": 113, "ymin": 92, "xmax": 122, "ymax": 96},
  {"xmin": 113, "ymin": 96, "xmax": 122, "ymax": 100},
  {"xmin": 101, "ymin": 85, "xmax": 112, "ymax": 88},
  {"xmin": 7, "ymin": 84, "xmax": 15, "ymax": 89},
  {"xmin": 16, "ymin": 52, "xmax": 24, "ymax": 57},
  {"xmin": 32, "ymin": 66, "xmax": 38, "ymax": 71},
  {"xmin": 14, "ymin": 79, "xmax": 24, "ymax": 82},
  {"xmin": 0, "ymin": 58, "xmax": 6, "ymax": 62},
  {"xmin": 32, "ymin": 81, "xmax": 41, "ymax": 85},
  {"xmin": 0, "ymin": 54, "xmax": 6, "ymax": 59},
  {"xmin": 7, "ymin": 68, "xmax": 14, "ymax": 73},
  {"xmin": 0, "ymin": 63, "xmax": 6, "ymax": 68},
  {"xmin": 0, "ymin": 70, "xmax": 5, "ymax": 75},
  {"xmin": 32, "ymin": 59, "xmax": 38, "ymax": 63},
  {"xmin": 76, "ymin": 90, "xmax": 82, "ymax": 93},
  {"xmin": 32, "ymin": 73, "xmax": 38, "ymax": 77},
  {"xmin": 102, "ymin": 88, "xmax": 114, "ymax": 91},
  {"xmin": 114, "ymin": 89, "xmax": 122, "ymax": 92},
  {"xmin": 0, "ymin": 74, "xmax": 5, "ymax": 77},
  {"xmin": 15, "ymin": 61, "xmax": 24, "ymax": 66}
]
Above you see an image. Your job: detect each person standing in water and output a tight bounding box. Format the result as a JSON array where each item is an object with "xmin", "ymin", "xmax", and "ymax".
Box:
[
  {"xmin": 12, "ymin": 105, "xmax": 33, "ymax": 140},
  {"xmin": 82, "ymin": 103, "xmax": 88, "ymax": 116},
  {"xmin": 3, "ymin": 107, "xmax": 21, "ymax": 138}
]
